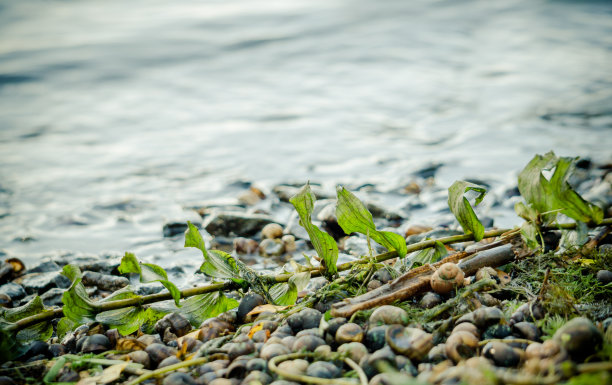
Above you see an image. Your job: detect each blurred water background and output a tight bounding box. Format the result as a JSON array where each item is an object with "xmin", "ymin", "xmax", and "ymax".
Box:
[{"xmin": 1, "ymin": 0, "xmax": 611, "ymax": 271}]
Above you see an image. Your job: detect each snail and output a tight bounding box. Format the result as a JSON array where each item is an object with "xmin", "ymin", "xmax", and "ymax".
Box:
[{"xmin": 430, "ymin": 262, "xmax": 465, "ymax": 294}]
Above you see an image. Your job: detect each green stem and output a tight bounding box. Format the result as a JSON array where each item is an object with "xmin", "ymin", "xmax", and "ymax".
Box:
[{"xmin": 8, "ymin": 219, "xmax": 612, "ymax": 332}]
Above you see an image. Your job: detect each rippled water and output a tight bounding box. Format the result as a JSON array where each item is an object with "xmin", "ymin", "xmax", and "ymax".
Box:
[{"xmin": 1, "ymin": 0, "xmax": 611, "ymax": 271}]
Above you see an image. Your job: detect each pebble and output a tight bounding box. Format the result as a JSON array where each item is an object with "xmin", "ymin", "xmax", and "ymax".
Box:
[{"xmin": 203, "ymin": 212, "xmax": 276, "ymax": 237}]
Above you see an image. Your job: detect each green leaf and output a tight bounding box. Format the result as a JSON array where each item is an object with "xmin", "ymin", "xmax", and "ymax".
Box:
[
  {"xmin": 269, "ymin": 282, "xmax": 297, "ymax": 306},
  {"xmin": 61, "ymin": 264, "xmax": 97, "ymax": 324},
  {"xmin": 0, "ymin": 296, "xmax": 54, "ymax": 344},
  {"xmin": 199, "ymin": 250, "xmax": 243, "ymax": 282},
  {"xmin": 150, "ymin": 291, "xmax": 239, "ymax": 327},
  {"xmin": 448, "ymin": 181, "xmax": 487, "ymax": 241},
  {"xmin": 520, "ymin": 222, "xmax": 541, "ymax": 251},
  {"xmin": 336, "ymin": 187, "xmax": 407, "ymax": 258},
  {"xmin": 185, "ymin": 222, "xmax": 242, "ymax": 281},
  {"xmin": 515, "ymin": 201, "xmax": 539, "ymax": 223},
  {"xmin": 0, "ymin": 323, "xmax": 27, "ymax": 362},
  {"xmin": 96, "ymin": 307, "xmax": 167, "ymax": 336},
  {"xmin": 410, "ymin": 241, "xmax": 448, "ymax": 265},
  {"xmin": 119, "ymin": 252, "xmax": 181, "ymax": 306},
  {"xmin": 518, "ymin": 152, "xmax": 603, "ymax": 225},
  {"xmin": 56, "ymin": 317, "xmax": 77, "ymax": 340},
  {"xmin": 289, "ymin": 183, "xmax": 339, "ymax": 280}
]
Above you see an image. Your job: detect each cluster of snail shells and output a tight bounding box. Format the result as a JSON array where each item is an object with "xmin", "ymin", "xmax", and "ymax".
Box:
[{"xmin": 430, "ymin": 262, "xmax": 465, "ymax": 294}]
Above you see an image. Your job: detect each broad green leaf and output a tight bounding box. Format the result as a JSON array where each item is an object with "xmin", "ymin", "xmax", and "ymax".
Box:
[
  {"xmin": 185, "ymin": 222, "xmax": 242, "ymax": 281},
  {"xmin": 520, "ymin": 222, "xmax": 541, "ymax": 251},
  {"xmin": 150, "ymin": 291, "xmax": 239, "ymax": 327},
  {"xmin": 0, "ymin": 322, "xmax": 27, "ymax": 362},
  {"xmin": 336, "ymin": 187, "xmax": 407, "ymax": 258},
  {"xmin": 100, "ymin": 285, "xmax": 140, "ymax": 302},
  {"xmin": 61, "ymin": 264, "xmax": 97, "ymax": 324},
  {"xmin": 448, "ymin": 181, "xmax": 487, "ymax": 241},
  {"xmin": 290, "ymin": 183, "xmax": 339, "ymax": 279},
  {"xmin": 290, "ymin": 271, "xmax": 311, "ymax": 292},
  {"xmin": 0, "ymin": 296, "xmax": 54, "ymax": 344},
  {"xmin": 56, "ymin": 317, "xmax": 77, "ymax": 340},
  {"xmin": 518, "ymin": 152, "xmax": 603, "ymax": 225},
  {"xmin": 119, "ymin": 252, "xmax": 181, "ymax": 306},
  {"xmin": 515, "ymin": 201, "xmax": 539, "ymax": 222},
  {"xmin": 96, "ymin": 307, "xmax": 167, "ymax": 336},
  {"xmin": 269, "ymin": 271, "xmax": 311, "ymax": 306},
  {"xmin": 269, "ymin": 282, "xmax": 297, "ymax": 306},
  {"xmin": 409, "ymin": 241, "xmax": 448, "ymax": 265}
]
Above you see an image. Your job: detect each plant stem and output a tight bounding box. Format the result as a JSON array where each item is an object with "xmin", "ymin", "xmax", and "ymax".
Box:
[
  {"xmin": 344, "ymin": 357, "xmax": 368, "ymax": 385},
  {"xmin": 8, "ymin": 218, "xmax": 611, "ymax": 332}
]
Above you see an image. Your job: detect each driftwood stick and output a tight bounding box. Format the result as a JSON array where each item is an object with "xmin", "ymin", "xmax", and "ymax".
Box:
[{"xmin": 330, "ymin": 239, "xmax": 518, "ymax": 318}]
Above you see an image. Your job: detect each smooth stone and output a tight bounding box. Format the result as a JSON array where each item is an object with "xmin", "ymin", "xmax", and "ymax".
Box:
[
  {"xmin": 203, "ymin": 212, "xmax": 276, "ymax": 237},
  {"xmin": 15, "ymin": 271, "xmax": 71, "ymax": 295},
  {"xmin": 40, "ymin": 287, "xmax": 65, "ymax": 307},
  {"xmin": 369, "ymin": 306, "xmax": 408, "ymax": 326},
  {"xmin": 81, "ymin": 271, "xmax": 129, "ymax": 292},
  {"xmin": 163, "ymin": 222, "xmax": 189, "ymax": 238},
  {"xmin": 306, "ymin": 361, "xmax": 341, "ymax": 379},
  {"xmin": 162, "ymin": 372, "xmax": 197, "ymax": 385},
  {"xmin": 596, "ymin": 270, "xmax": 612, "ymax": 285},
  {"xmin": 259, "ymin": 238, "xmax": 285, "ymax": 257},
  {"xmin": 553, "ymin": 317, "xmax": 602, "ymax": 361},
  {"xmin": 0, "ymin": 282, "xmax": 26, "ymax": 302}
]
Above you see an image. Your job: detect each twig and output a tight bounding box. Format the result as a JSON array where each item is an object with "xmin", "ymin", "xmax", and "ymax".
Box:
[
  {"xmin": 344, "ymin": 357, "xmax": 368, "ymax": 385},
  {"xmin": 269, "ymin": 352, "xmax": 358, "ymax": 385}
]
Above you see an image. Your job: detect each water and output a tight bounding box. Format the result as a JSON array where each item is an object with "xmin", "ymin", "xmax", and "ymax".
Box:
[{"xmin": 1, "ymin": 0, "xmax": 611, "ymax": 271}]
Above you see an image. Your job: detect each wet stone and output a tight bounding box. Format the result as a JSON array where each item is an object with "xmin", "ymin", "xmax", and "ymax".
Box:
[
  {"xmin": 145, "ymin": 343, "xmax": 178, "ymax": 366},
  {"xmin": 81, "ymin": 271, "xmax": 129, "ymax": 292},
  {"xmin": 306, "ymin": 361, "xmax": 341, "ymax": 379},
  {"xmin": 15, "ymin": 271, "xmax": 71, "ymax": 295},
  {"xmin": 163, "ymin": 372, "xmax": 197, "ymax": 385},
  {"xmin": 155, "ymin": 312, "xmax": 192, "ymax": 338},
  {"xmin": 81, "ymin": 334, "xmax": 111, "ymax": 354},
  {"xmin": 163, "ymin": 222, "xmax": 189, "ymax": 237},
  {"xmin": 40, "ymin": 287, "xmax": 65, "ymax": 307},
  {"xmin": 287, "ymin": 308, "xmax": 322, "ymax": 333},
  {"xmin": 203, "ymin": 212, "xmax": 276, "ymax": 237},
  {"xmin": 596, "ymin": 270, "xmax": 612, "ymax": 285},
  {"xmin": 259, "ymin": 238, "xmax": 284, "ymax": 257},
  {"xmin": 0, "ymin": 282, "xmax": 26, "ymax": 303},
  {"xmin": 482, "ymin": 341, "xmax": 521, "ymax": 367},
  {"xmin": 27, "ymin": 261, "xmax": 61, "ymax": 274}
]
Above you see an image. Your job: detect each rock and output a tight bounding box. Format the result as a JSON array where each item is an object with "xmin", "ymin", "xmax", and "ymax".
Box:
[
  {"xmin": 482, "ymin": 341, "xmax": 521, "ymax": 367},
  {"xmin": 369, "ymin": 306, "xmax": 408, "ymax": 326},
  {"xmin": 337, "ymin": 342, "xmax": 368, "ymax": 363},
  {"xmin": 203, "ymin": 212, "xmax": 277, "ymax": 237},
  {"xmin": 242, "ymin": 370, "xmax": 272, "ymax": 385},
  {"xmin": 262, "ymin": 223, "xmax": 284, "ymax": 239},
  {"xmin": 145, "ymin": 343, "xmax": 178, "ymax": 366},
  {"xmin": 596, "ymin": 270, "xmax": 612, "ymax": 285},
  {"xmin": 163, "ymin": 222, "xmax": 189, "ymax": 237},
  {"xmin": 343, "ymin": 236, "xmax": 370, "ymax": 257},
  {"xmin": 306, "ymin": 361, "xmax": 340, "ymax": 379},
  {"xmin": 40, "ymin": 287, "xmax": 65, "ymax": 307},
  {"xmin": 335, "ymin": 323, "xmax": 364, "ymax": 344},
  {"xmin": 82, "ymin": 271, "xmax": 129, "ymax": 291},
  {"xmin": 0, "ymin": 282, "xmax": 26, "ymax": 304},
  {"xmin": 385, "ymin": 325, "xmax": 433, "ymax": 360},
  {"xmin": 287, "ymin": 308, "xmax": 322, "ymax": 333},
  {"xmin": 282, "ymin": 235, "xmax": 297, "ymax": 253},
  {"xmin": 260, "ymin": 343, "xmax": 290, "ymax": 360},
  {"xmin": 553, "ymin": 317, "xmax": 602, "ymax": 361},
  {"xmin": 291, "ymin": 335, "xmax": 326, "ymax": 352},
  {"xmin": 27, "ymin": 260, "xmax": 60, "ymax": 274},
  {"xmin": 259, "ymin": 239, "xmax": 285, "ymax": 257},
  {"xmin": 237, "ymin": 293, "xmax": 265, "ymax": 323},
  {"xmin": 158, "ymin": 356, "xmax": 181, "ymax": 368},
  {"xmin": 163, "ymin": 372, "xmax": 197, "ymax": 385},
  {"xmin": 278, "ymin": 359, "xmax": 309, "ymax": 376},
  {"xmin": 233, "ymin": 237, "xmax": 259, "ymax": 255},
  {"xmin": 81, "ymin": 334, "xmax": 111, "ymax": 354},
  {"xmin": 15, "ymin": 271, "xmax": 71, "ymax": 295},
  {"xmin": 155, "ymin": 313, "xmax": 192, "ymax": 338},
  {"xmin": 128, "ymin": 350, "xmax": 150, "ymax": 368},
  {"xmin": 365, "ymin": 326, "xmax": 389, "ymax": 351}
]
